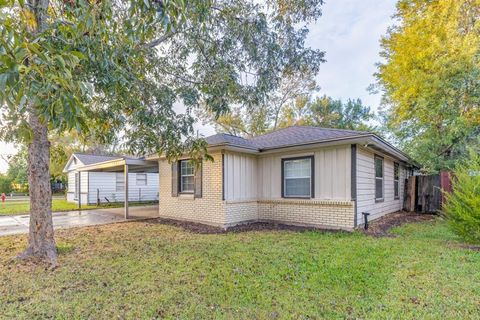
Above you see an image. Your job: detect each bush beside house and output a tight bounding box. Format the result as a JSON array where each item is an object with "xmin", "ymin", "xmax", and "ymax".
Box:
[{"xmin": 443, "ymin": 150, "xmax": 480, "ymax": 243}]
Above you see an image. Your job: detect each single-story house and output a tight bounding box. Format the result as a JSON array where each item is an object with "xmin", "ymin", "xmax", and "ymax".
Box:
[
  {"xmin": 63, "ymin": 153, "xmax": 159, "ymax": 205},
  {"xmin": 148, "ymin": 126, "xmax": 415, "ymax": 230}
]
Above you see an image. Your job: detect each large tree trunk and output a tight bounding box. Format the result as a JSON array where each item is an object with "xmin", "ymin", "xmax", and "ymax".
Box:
[
  {"xmin": 16, "ymin": 0, "xmax": 57, "ymax": 265},
  {"xmin": 17, "ymin": 112, "xmax": 57, "ymax": 265}
]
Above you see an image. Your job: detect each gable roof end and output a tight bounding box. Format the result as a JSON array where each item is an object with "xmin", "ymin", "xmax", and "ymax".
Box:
[
  {"xmin": 63, "ymin": 153, "xmax": 125, "ymax": 172},
  {"xmin": 73, "ymin": 153, "xmax": 123, "ymax": 165}
]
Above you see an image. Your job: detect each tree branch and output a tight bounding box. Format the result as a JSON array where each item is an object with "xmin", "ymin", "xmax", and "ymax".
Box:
[{"xmin": 143, "ymin": 33, "xmax": 173, "ymax": 49}]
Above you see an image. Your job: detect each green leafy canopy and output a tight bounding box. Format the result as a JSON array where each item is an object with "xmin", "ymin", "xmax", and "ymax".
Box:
[
  {"xmin": 201, "ymin": 70, "xmax": 375, "ymax": 137},
  {"xmin": 0, "ymin": 0, "xmax": 325, "ymax": 159},
  {"xmin": 374, "ymin": 0, "xmax": 480, "ymax": 173}
]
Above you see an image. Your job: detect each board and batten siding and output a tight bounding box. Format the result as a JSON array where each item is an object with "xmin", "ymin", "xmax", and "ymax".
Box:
[
  {"xmin": 356, "ymin": 146, "xmax": 406, "ymax": 224},
  {"xmin": 257, "ymin": 145, "xmax": 352, "ymax": 201},
  {"xmin": 223, "ymin": 152, "xmax": 258, "ymax": 201}
]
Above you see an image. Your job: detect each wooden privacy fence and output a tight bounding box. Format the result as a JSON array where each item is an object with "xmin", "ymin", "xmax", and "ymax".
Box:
[{"xmin": 404, "ymin": 171, "xmax": 452, "ymax": 213}]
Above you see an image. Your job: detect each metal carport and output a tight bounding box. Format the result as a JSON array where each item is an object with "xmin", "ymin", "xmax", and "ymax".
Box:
[{"xmin": 77, "ymin": 158, "xmax": 158, "ymax": 219}]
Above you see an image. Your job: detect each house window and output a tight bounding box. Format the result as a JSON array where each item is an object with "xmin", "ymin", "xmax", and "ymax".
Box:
[
  {"xmin": 136, "ymin": 173, "xmax": 147, "ymax": 186},
  {"xmin": 375, "ymin": 156, "xmax": 384, "ymax": 201},
  {"xmin": 180, "ymin": 160, "xmax": 194, "ymax": 193},
  {"xmin": 282, "ymin": 157, "xmax": 313, "ymax": 198},
  {"xmin": 394, "ymin": 162, "xmax": 400, "ymax": 199},
  {"xmin": 116, "ymin": 172, "xmax": 124, "ymax": 192}
]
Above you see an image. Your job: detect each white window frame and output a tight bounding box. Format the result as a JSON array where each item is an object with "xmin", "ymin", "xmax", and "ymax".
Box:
[
  {"xmin": 282, "ymin": 157, "xmax": 313, "ymax": 199},
  {"xmin": 136, "ymin": 173, "xmax": 147, "ymax": 186},
  {"xmin": 394, "ymin": 162, "xmax": 400, "ymax": 199},
  {"xmin": 116, "ymin": 172, "xmax": 125, "ymax": 192},
  {"xmin": 375, "ymin": 155, "xmax": 384, "ymax": 202},
  {"xmin": 179, "ymin": 160, "xmax": 194, "ymax": 193}
]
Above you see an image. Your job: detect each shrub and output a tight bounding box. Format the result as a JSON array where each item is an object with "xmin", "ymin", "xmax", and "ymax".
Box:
[
  {"xmin": 443, "ymin": 150, "xmax": 480, "ymax": 243},
  {"xmin": 0, "ymin": 174, "xmax": 13, "ymax": 194}
]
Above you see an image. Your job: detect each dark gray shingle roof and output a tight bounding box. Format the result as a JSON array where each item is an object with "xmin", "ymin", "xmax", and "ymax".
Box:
[
  {"xmin": 205, "ymin": 126, "xmax": 370, "ymax": 151},
  {"xmin": 206, "ymin": 133, "xmax": 258, "ymax": 149},
  {"xmin": 249, "ymin": 126, "xmax": 370, "ymax": 150},
  {"xmin": 73, "ymin": 153, "xmax": 123, "ymax": 165}
]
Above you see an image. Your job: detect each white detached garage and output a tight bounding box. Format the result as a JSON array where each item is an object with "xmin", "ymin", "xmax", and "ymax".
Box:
[{"xmin": 63, "ymin": 154, "xmax": 159, "ymax": 207}]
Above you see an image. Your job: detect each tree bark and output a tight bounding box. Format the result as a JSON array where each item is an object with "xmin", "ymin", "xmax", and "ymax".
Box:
[{"xmin": 17, "ymin": 112, "xmax": 57, "ymax": 265}]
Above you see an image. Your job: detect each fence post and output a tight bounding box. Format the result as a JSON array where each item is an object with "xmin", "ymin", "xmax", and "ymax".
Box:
[
  {"xmin": 404, "ymin": 176, "xmax": 416, "ymax": 212},
  {"xmin": 97, "ymin": 188, "xmax": 100, "ymax": 206},
  {"xmin": 440, "ymin": 171, "xmax": 452, "ymax": 206}
]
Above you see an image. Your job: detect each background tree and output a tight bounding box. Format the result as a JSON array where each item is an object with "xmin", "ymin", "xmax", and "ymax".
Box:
[
  {"xmin": 0, "ymin": 174, "xmax": 13, "ymax": 194},
  {"xmin": 207, "ymin": 91, "xmax": 375, "ymax": 136},
  {"xmin": 280, "ymin": 95, "xmax": 375, "ymax": 131},
  {"xmin": 49, "ymin": 131, "xmax": 122, "ymax": 182},
  {"xmin": 0, "ymin": 0, "xmax": 325, "ymax": 264},
  {"xmin": 201, "ymin": 68, "xmax": 321, "ymax": 137},
  {"xmin": 269, "ymin": 70, "xmax": 320, "ymax": 130},
  {"xmin": 6, "ymin": 147, "xmax": 28, "ymax": 193},
  {"xmin": 374, "ymin": 0, "xmax": 480, "ymax": 173}
]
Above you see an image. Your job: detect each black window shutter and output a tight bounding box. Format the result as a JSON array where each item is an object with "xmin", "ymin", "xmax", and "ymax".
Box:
[
  {"xmin": 171, "ymin": 162, "xmax": 178, "ymax": 197},
  {"xmin": 194, "ymin": 161, "xmax": 203, "ymax": 198}
]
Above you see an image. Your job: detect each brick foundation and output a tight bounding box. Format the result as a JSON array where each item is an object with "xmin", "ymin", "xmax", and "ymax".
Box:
[{"xmin": 224, "ymin": 199, "xmax": 355, "ymax": 230}]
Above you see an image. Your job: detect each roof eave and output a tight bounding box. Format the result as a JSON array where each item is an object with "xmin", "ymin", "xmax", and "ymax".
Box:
[
  {"xmin": 258, "ymin": 134, "xmax": 373, "ymax": 153},
  {"xmin": 76, "ymin": 158, "xmax": 156, "ymax": 172},
  {"xmin": 367, "ymin": 136, "xmax": 418, "ymax": 167}
]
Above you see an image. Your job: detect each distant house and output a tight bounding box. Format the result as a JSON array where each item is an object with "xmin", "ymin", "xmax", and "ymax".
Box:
[
  {"xmin": 148, "ymin": 126, "xmax": 416, "ymax": 230},
  {"xmin": 63, "ymin": 153, "xmax": 159, "ymax": 205}
]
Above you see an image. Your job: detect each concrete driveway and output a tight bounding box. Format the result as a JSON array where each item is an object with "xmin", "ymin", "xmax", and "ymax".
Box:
[{"xmin": 0, "ymin": 205, "xmax": 159, "ymax": 236}]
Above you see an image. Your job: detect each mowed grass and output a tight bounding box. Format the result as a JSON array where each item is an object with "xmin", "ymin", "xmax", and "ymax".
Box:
[
  {"xmin": 0, "ymin": 199, "xmax": 98, "ymax": 215},
  {"xmin": 0, "ymin": 219, "xmax": 479, "ymax": 319},
  {"xmin": 0, "ymin": 199, "xmax": 156, "ymax": 215}
]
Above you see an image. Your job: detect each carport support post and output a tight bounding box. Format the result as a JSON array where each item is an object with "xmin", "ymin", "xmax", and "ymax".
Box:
[
  {"xmin": 124, "ymin": 164, "xmax": 129, "ymax": 219},
  {"xmin": 78, "ymin": 172, "xmax": 81, "ymax": 210}
]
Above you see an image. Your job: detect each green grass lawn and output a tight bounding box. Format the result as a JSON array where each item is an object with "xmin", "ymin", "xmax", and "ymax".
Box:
[
  {"xmin": 0, "ymin": 199, "xmax": 157, "ymax": 215},
  {"xmin": 0, "ymin": 218, "xmax": 478, "ymax": 319}
]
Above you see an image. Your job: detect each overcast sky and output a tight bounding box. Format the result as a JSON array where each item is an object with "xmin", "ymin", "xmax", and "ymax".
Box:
[{"xmin": 0, "ymin": 0, "xmax": 397, "ymax": 173}]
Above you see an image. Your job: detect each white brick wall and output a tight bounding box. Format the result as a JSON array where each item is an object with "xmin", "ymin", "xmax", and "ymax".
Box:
[
  {"xmin": 257, "ymin": 199, "xmax": 354, "ymax": 230},
  {"xmin": 225, "ymin": 200, "xmax": 259, "ymax": 226},
  {"xmin": 158, "ymin": 152, "xmax": 226, "ymax": 227},
  {"xmin": 223, "ymin": 199, "xmax": 355, "ymax": 230}
]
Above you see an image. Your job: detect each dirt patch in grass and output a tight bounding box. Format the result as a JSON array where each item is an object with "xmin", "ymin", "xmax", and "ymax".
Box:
[
  {"xmin": 458, "ymin": 244, "xmax": 480, "ymax": 252},
  {"xmin": 361, "ymin": 211, "xmax": 436, "ymax": 237},
  {"xmin": 227, "ymin": 222, "xmax": 347, "ymax": 234},
  {"xmin": 145, "ymin": 218, "xmax": 347, "ymax": 234}
]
